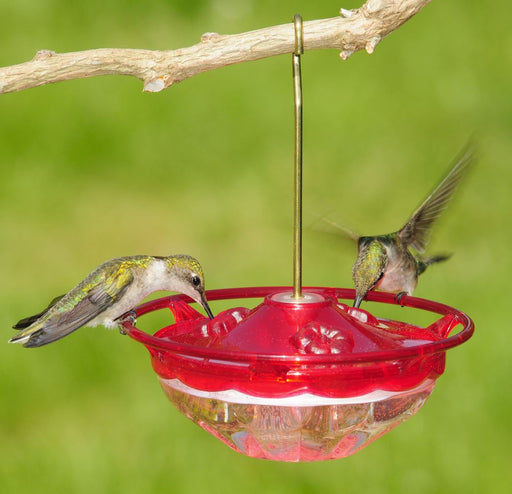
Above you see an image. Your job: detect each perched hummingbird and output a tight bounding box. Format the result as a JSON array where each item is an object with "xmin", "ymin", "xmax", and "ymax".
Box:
[
  {"xmin": 323, "ymin": 147, "xmax": 473, "ymax": 308},
  {"xmin": 10, "ymin": 254, "xmax": 214, "ymax": 348}
]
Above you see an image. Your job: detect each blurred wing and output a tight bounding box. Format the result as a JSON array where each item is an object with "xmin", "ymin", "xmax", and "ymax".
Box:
[
  {"xmin": 398, "ymin": 145, "xmax": 474, "ymax": 252},
  {"xmin": 312, "ymin": 215, "xmax": 360, "ymax": 243}
]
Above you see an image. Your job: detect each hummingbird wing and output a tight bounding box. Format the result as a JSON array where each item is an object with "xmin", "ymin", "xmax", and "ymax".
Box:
[
  {"xmin": 13, "ymin": 294, "xmax": 65, "ymax": 329},
  {"xmin": 313, "ymin": 216, "xmax": 360, "ymax": 243},
  {"xmin": 398, "ymin": 146, "xmax": 474, "ymax": 252},
  {"xmin": 10, "ymin": 263, "xmax": 135, "ymax": 347},
  {"xmin": 47, "ymin": 268, "xmax": 135, "ymax": 329}
]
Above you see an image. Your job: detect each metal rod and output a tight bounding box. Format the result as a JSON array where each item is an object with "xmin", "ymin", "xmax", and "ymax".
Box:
[{"xmin": 292, "ymin": 14, "xmax": 304, "ymax": 300}]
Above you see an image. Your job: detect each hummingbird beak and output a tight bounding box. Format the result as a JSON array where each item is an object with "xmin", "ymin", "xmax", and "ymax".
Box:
[
  {"xmin": 200, "ymin": 293, "xmax": 215, "ymax": 320},
  {"xmin": 353, "ymin": 294, "xmax": 363, "ymax": 309}
]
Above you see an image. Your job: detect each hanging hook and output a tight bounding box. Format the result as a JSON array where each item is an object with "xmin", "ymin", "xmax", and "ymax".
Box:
[{"xmin": 292, "ymin": 14, "xmax": 304, "ymax": 300}]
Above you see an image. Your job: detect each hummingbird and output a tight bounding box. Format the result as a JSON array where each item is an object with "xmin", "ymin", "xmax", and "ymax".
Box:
[
  {"xmin": 322, "ymin": 146, "xmax": 473, "ymax": 308},
  {"xmin": 10, "ymin": 254, "xmax": 214, "ymax": 348}
]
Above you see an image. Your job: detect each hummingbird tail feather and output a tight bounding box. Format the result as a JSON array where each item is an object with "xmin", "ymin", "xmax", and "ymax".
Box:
[
  {"xmin": 9, "ymin": 323, "xmax": 81, "ymax": 348},
  {"xmin": 424, "ymin": 253, "xmax": 452, "ymax": 266},
  {"xmin": 8, "ymin": 332, "xmax": 33, "ymax": 345},
  {"xmin": 12, "ymin": 295, "xmax": 65, "ymax": 330},
  {"xmin": 12, "ymin": 315, "xmax": 41, "ymax": 330},
  {"xmin": 417, "ymin": 253, "xmax": 452, "ymax": 275},
  {"xmin": 9, "ymin": 324, "xmax": 43, "ymax": 346}
]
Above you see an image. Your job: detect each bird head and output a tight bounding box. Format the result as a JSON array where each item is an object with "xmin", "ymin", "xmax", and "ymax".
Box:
[{"xmin": 164, "ymin": 255, "xmax": 214, "ymax": 319}]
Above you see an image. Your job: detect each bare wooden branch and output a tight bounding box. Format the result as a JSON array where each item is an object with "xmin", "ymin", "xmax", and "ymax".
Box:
[{"xmin": 0, "ymin": 0, "xmax": 431, "ymax": 95}]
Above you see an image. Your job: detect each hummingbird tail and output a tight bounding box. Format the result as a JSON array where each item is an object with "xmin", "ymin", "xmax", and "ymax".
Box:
[
  {"xmin": 9, "ymin": 324, "xmax": 80, "ymax": 348},
  {"xmin": 12, "ymin": 295, "xmax": 65, "ymax": 330},
  {"xmin": 12, "ymin": 315, "xmax": 41, "ymax": 330},
  {"xmin": 417, "ymin": 253, "xmax": 452, "ymax": 275},
  {"xmin": 424, "ymin": 253, "xmax": 452, "ymax": 265},
  {"xmin": 9, "ymin": 326, "xmax": 42, "ymax": 346}
]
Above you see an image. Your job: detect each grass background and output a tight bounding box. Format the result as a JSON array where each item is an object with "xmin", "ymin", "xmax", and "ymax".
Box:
[{"xmin": 1, "ymin": 1, "xmax": 511, "ymax": 492}]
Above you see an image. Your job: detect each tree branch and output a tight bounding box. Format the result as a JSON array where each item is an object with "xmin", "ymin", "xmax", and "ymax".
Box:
[{"xmin": 0, "ymin": 0, "xmax": 431, "ymax": 95}]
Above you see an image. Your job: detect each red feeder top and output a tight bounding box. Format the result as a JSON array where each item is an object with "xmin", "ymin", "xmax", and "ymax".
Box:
[{"xmin": 122, "ymin": 287, "xmax": 473, "ymax": 400}]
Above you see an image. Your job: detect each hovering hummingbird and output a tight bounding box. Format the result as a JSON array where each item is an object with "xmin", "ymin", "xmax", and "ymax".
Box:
[
  {"xmin": 322, "ymin": 147, "xmax": 473, "ymax": 308},
  {"xmin": 10, "ymin": 254, "xmax": 214, "ymax": 348}
]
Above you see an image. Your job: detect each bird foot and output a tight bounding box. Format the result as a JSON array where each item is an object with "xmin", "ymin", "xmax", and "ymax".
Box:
[
  {"xmin": 115, "ymin": 310, "xmax": 137, "ymax": 335},
  {"xmin": 394, "ymin": 292, "xmax": 408, "ymax": 307}
]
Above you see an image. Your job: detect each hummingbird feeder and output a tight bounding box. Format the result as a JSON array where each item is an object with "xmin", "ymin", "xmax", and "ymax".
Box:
[{"xmin": 121, "ymin": 15, "xmax": 474, "ymax": 461}]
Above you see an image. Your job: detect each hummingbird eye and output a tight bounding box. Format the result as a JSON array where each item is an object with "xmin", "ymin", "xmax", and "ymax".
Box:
[{"xmin": 191, "ymin": 274, "xmax": 201, "ymax": 287}]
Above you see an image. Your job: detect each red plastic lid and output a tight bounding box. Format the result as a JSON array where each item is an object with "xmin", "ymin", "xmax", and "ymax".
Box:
[{"xmin": 122, "ymin": 287, "xmax": 473, "ymax": 399}]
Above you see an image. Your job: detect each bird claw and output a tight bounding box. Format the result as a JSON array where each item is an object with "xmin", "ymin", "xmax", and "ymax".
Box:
[
  {"xmin": 394, "ymin": 292, "xmax": 408, "ymax": 307},
  {"xmin": 115, "ymin": 310, "xmax": 137, "ymax": 334}
]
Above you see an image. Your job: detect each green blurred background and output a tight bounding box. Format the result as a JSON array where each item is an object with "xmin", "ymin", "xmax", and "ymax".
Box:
[{"xmin": 1, "ymin": 0, "xmax": 510, "ymax": 492}]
